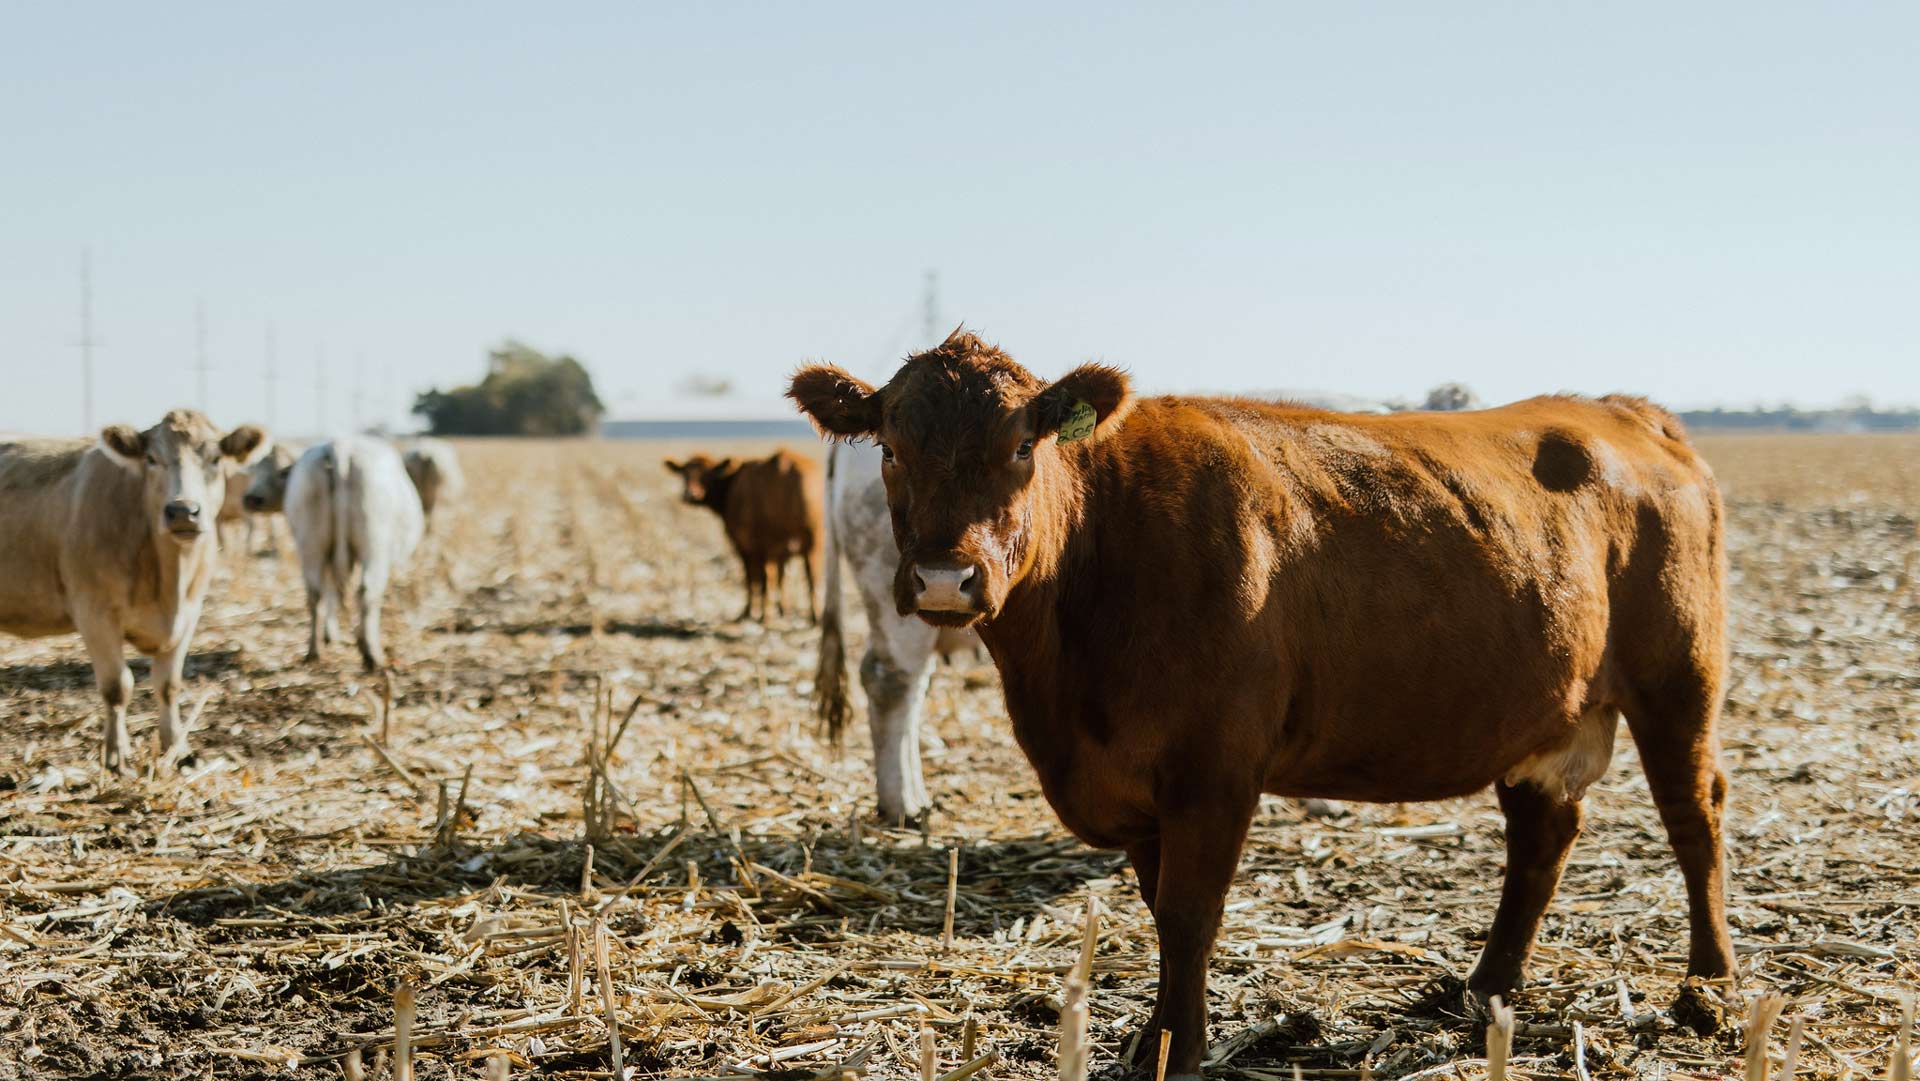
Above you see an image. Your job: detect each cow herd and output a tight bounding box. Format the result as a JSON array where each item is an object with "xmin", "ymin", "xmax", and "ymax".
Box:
[
  {"xmin": 1, "ymin": 328, "xmax": 1741, "ymax": 1077},
  {"xmin": 0, "ymin": 419, "xmax": 458, "ymax": 768}
]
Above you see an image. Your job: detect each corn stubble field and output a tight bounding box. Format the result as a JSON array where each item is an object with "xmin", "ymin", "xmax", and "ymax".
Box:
[{"xmin": 2, "ymin": 434, "xmax": 1917, "ymax": 1081}]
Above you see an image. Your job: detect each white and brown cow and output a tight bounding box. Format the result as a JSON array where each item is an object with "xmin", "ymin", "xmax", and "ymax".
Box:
[
  {"xmin": 813, "ymin": 439, "xmax": 980, "ymax": 825},
  {"xmin": 0, "ymin": 410, "xmax": 268, "ymax": 770}
]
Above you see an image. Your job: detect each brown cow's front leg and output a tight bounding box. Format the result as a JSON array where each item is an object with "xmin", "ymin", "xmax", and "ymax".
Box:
[
  {"xmin": 803, "ymin": 544, "xmax": 820, "ymax": 625},
  {"xmin": 1467, "ymin": 781, "xmax": 1583, "ymax": 1002},
  {"xmin": 1141, "ymin": 793, "xmax": 1256, "ymax": 1078}
]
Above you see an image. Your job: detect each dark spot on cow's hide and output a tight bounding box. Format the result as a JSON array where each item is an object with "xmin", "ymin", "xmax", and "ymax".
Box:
[{"xmin": 1532, "ymin": 429, "xmax": 1593, "ymax": 492}]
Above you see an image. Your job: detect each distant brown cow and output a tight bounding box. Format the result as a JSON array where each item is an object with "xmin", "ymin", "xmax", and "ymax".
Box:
[
  {"xmin": 791, "ymin": 331, "xmax": 1732, "ymax": 1077},
  {"xmin": 0, "ymin": 410, "xmax": 269, "ymax": 771},
  {"xmin": 665, "ymin": 450, "xmax": 824, "ymax": 623}
]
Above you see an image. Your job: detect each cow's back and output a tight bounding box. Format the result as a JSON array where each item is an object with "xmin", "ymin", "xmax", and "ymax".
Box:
[
  {"xmin": 727, "ymin": 450, "xmax": 822, "ymax": 557},
  {"xmin": 0, "ymin": 438, "xmax": 154, "ymax": 637},
  {"xmin": 1044, "ymin": 394, "xmax": 1723, "ymax": 806},
  {"xmin": 342, "ymin": 438, "xmax": 424, "ymax": 571}
]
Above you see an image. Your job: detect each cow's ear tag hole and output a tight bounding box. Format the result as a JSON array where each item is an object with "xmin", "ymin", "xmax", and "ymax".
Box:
[{"xmin": 1058, "ymin": 400, "xmax": 1097, "ymax": 443}]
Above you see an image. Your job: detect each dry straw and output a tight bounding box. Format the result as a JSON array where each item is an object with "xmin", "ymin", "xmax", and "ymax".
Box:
[{"xmin": 5, "ymin": 438, "xmax": 1918, "ymax": 1078}]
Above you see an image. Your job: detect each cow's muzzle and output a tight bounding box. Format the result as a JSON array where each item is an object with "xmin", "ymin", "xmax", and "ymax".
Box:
[
  {"xmin": 905, "ymin": 559, "xmax": 986, "ymax": 625},
  {"xmin": 164, "ymin": 499, "xmax": 204, "ymax": 538},
  {"xmin": 243, "ymin": 493, "xmax": 267, "ymax": 511}
]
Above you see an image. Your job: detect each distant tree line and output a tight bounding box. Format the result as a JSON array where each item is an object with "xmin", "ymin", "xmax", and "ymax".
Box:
[
  {"xmin": 1675, "ymin": 405, "xmax": 1920, "ymax": 432},
  {"xmin": 1402, "ymin": 384, "xmax": 1920, "ymax": 431},
  {"xmin": 413, "ymin": 341, "xmax": 605, "ymax": 436}
]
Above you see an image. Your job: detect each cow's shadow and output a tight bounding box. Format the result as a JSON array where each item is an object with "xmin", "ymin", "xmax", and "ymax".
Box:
[
  {"xmin": 0, "ymin": 649, "xmax": 247, "ymax": 693},
  {"xmin": 157, "ymin": 828, "xmax": 1126, "ymax": 941},
  {"xmin": 430, "ymin": 617, "xmax": 746, "ymax": 643}
]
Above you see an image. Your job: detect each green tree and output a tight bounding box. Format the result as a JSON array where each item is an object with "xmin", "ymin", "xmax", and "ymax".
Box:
[{"xmin": 413, "ymin": 341, "xmax": 606, "ymax": 435}]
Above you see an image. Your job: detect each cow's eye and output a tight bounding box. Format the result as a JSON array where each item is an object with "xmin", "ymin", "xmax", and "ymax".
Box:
[
  {"xmin": 144, "ymin": 453, "xmax": 159, "ymax": 467},
  {"xmin": 1014, "ymin": 439, "xmax": 1033, "ymax": 462},
  {"xmin": 878, "ymin": 443, "xmax": 894, "ymax": 465}
]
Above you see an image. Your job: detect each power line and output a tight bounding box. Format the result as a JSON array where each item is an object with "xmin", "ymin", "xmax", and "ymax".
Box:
[
  {"xmin": 264, "ymin": 323, "xmax": 278, "ymax": 427},
  {"xmin": 921, "ymin": 269, "xmax": 941, "ymax": 346},
  {"xmin": 194, "ymin": 299, "xmax": 211, "ymax": 412},
  {"xmin": 75, "ymin": 247, "xmax": 102, "ymax": 433},
  {"xmin": 352, "ymin": 350, "xmax": 365, "ymax": 433},
  {"xmin": 315, "ymin": 342, "xmax": 328, "ymax": 434}
]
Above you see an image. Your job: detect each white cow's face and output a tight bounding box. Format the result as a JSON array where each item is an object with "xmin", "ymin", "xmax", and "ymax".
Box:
[{"xmin": 100, "ymin": 410, "xmax": 269, "ymax": 545}]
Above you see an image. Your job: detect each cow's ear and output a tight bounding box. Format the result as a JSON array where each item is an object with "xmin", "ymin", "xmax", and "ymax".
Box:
[
  {"xmin": 98, "ymin": 424, "xmax": 147, "ymax": 468},
  {"xmin": 788, "ymin": 365, "xmax": 880, "ymax": 438},
  {"xmin": 1034, "ymin": 363, "xmax": 1133, "ymax": 443},
  {"xmin": 662, "ymin": 458, "xmax": 684, "ymax": 473},
  {"xmin": 220, "ymin": 425, "xmax": 270, "ymax": 465}
]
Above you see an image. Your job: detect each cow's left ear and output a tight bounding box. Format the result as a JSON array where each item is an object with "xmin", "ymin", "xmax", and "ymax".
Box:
[
  {"xmin": 662, "ymin": 458, "xmax": 685, "ymax": 473},
  {"xmin": 219, "ymin": 425, "xmax": 270, "ymax": 465},
  {"xmin": 1034, "ymin": 363, "xmax": 1133, "ymax": 443}
]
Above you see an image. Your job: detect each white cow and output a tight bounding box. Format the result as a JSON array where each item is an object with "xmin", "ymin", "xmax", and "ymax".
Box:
[
  {"xmin": 814, "ymin": 440, "xmax": 980, "ymax": 825},
  {"xmin": 0, "ymin": 410, "xmax": 268, "ymax": 770},
  {"xmin": 400, "ymin": 437, "xmax": 464, "ymax": 529},
  {"xmin": 279, "ymin": 437, "xmax": 423, "ymax": 670}
]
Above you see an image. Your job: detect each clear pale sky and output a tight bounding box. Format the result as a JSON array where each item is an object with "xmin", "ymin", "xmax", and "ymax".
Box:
[{"xmin": 4, "ymin": 4, "xmax": 1916, "ymax": 436}]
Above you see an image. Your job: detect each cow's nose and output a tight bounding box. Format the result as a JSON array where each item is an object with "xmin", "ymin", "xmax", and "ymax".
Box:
[
  {"xmin": 243, "ymin": 494, "xmax": 264, "ymax": 511},
  {"xmin": 164, "ymin": 500, "xmax": 201, "ymax": 526},
  {"xmin": 912, "ymin": 562, "xmax": 979, "ymax": 611}
]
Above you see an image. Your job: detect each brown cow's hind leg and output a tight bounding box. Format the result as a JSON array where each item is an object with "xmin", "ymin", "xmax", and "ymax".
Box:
[
  {"xmin": 738, "ymin": 557, "xmax": 762, "ymax": 622},
  {"xmin": 1125, "ymin": 838, "xmax": 1162, "ymax": 913},
  {"xmin": 1625, "ymin": 687, "xmax": 1734, "ymax": 981},
  {"xmin": 1467, "ymin": 782, "xmax": 1583, "ymax": 1002}
]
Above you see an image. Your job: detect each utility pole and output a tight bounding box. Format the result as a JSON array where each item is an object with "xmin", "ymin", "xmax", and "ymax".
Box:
[
  {"xmin": 75, "ymin": 247, "xmax": 101, "ymax": 433},
  {"xmin": 315, "ymin": 342, "xmax": 328, "ymax": 434},
  {"xmin": 352, "ymin": 350, "xmax": 365, "ymax": 433},
  {"xmin": 264, "ymin": 324, "xmax": 277, "ymax": 427},
  {"xmin": 194, "ymin": 299, "xmax": 211, "ymax": 412},
  {"xmin": 921, "ymin": 269, "xmax": 941, "ymax": 346}
]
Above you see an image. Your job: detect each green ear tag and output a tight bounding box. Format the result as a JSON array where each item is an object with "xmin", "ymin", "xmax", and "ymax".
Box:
[{"xmin": 1057, "ymin": 399, "xmax": 1097, "ymax": 443}]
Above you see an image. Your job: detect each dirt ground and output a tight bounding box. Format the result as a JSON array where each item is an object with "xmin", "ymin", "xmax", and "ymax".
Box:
[{"xmin": 2, "ymin": 433, "xmax": 1916, "ymax": 1081}]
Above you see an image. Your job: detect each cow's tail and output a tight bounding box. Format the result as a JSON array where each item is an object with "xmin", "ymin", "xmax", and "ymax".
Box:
[
  {"xmin": 813, "ymin": 442, "xmax": 851, "ymax": 745},
  {"xmin": 328, "ymin": 445, "xmax": 354, "ymax": 597}
]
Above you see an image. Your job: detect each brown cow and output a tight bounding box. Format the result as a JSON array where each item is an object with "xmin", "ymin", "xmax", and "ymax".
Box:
[
  {"xmin": 791, "ymin": 331, "xmax": 1732, "ymax": 1077},
  {"xmin": 0, "ymin": 410, "xmax": 269, "ymax": 771},
  {"xmin": 665, "ymin": 450, "xmax": 825, "ymax": 623}
]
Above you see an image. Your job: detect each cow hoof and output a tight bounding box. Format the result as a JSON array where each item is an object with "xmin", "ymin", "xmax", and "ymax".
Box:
[
  {"xmin": 878, "ymin": 807, "xmax": 931, "ymax": 831},
  {"xmin": 1669, "ymin": 976, "xmax": 1724, "ymax": 1036},
  {"xmin": 303, "ymin": 650, "xmax": 322, "ymax": 665}
]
